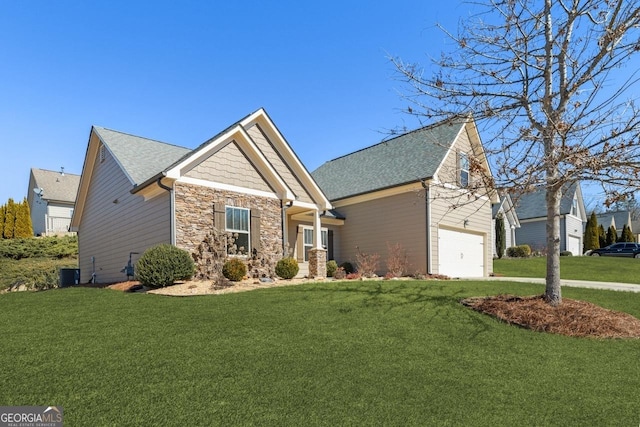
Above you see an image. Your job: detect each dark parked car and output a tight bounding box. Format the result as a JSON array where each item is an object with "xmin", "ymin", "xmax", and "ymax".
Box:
[{"xmin": 590, "ymin": 242, "xmax": 640, "ymax": 258}]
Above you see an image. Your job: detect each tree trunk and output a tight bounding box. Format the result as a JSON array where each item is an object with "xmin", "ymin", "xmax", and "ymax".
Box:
[{"xmin": 545, "ymin": 186, "xmax": 562, "ymax": 306}]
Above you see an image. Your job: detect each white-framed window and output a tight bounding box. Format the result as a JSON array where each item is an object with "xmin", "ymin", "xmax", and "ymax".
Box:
[
  {"xmin": 303, "ymin": 227, "xmax": 328, "ymax": 261},
  {"xmin": 459, "ymin": 152, "xmax": 469, "ymax": 188},
  {"xmin": 226, "ymin": 206, "xmax": 250, "ymax": 255}
]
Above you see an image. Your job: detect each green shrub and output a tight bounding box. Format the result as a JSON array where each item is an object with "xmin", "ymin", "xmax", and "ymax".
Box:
[
  {"xmin": 506, "ymin": 244, "xmax": 531, "ymax": 258},
  {"xmin": 135, "ymin": 244, "xmax": 195, "ymax": 288},
  {"xmin": 339, "ymin": 262, "xmax": 354, "ymax": 274},
  {"xmin": 222, "ymin": 258, "xmax": 247, "ymax": 282},
  {"xmin": 0, "ymin": 235, "xmax": 78, "ymax": 260},
  {"xmin": 275, "ymin": 257, "xmax": 299, "ymax": 279},
  {"xmin": 560, "ymin": 251, "xmax": 573, "ymax": 256},
  {"xmin": 326, "ymin": 260, "xmax": 338, "ymax": 277}
]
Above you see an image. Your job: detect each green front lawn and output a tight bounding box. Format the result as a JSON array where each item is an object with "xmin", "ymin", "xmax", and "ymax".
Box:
[
  {"xmin": 494, "ymin": 255, "xmax": 640, "ymax": 284},
  {"xmin": 1, "ymin": 281, "xmax": 639, "ymax": 426}
]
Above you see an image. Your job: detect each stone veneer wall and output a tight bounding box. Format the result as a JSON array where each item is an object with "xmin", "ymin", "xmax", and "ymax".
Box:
[
  {"xmin": 308, "ymin": 248, "xmax": 327, "ymax": 278},
  {"xmin": 174, "ymin": 182, "xmax": 283, "ymax": 279}
]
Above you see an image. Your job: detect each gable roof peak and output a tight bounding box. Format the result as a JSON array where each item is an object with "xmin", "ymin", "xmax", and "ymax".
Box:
[{"xmin": 312, "ymin": 117, "xmax": 472, "ymax": 201}]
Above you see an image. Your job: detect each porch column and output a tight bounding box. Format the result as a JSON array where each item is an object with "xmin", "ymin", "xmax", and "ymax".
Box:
[
  {"xmin": 282, "ymin": 202, "xmax": 289, "ymax": 257},
  {"xmin": 308, "ymin": 209, "xmax": 326, "ymax": 278}
]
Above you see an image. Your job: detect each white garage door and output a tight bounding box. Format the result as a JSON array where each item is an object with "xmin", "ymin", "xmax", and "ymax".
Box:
[
  {"xmin": 438, "ymin": 228, "xmax": 484, "ymax": 278},
  {"xmin": 566, "ymin": 236, "xmax": 581, "ymax": 256}
]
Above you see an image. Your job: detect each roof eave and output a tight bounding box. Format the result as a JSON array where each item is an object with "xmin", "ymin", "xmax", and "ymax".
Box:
[{"xmin": 329, "ymin": 176, "xmax": 433, "ymax": 203}]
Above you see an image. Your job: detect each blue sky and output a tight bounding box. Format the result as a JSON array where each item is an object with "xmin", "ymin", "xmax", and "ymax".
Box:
[
  {"xmin": 3, "ymin": 1, "xmax": 625, "ymax": 212},
  {"xmin": 0, "ymin": 1, "xmax": 472, "ymax": 204}
]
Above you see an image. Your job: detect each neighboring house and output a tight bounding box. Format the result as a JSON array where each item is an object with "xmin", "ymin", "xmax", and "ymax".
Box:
[
  {"xmin": 632, "ymin": 219, "xmax": 640, "ymax": 243},
  {"xmin": 27, "ymin": 168, "xmax": 80, "ymax": 236},
  {"xmin": 70, "ymin": 109, "xmax": 336, "ymax": 284},
  {"xmin": 513, "ymin": 182, "xmax": 587, "ymax": 255},
  {"xmin": 491, "ymin": 193, "xmax": 520, "ymax": 258},
  {"xmin": 312, "ymin": 116, "xmax": 497, "ymax": 278},
  {"xmin": 596, "ymin": 210, "xmax": 632, "ymax": 238}
]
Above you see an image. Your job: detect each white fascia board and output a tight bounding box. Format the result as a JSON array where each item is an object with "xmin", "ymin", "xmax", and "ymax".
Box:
[
  {"xmin": 289, "ymin": 200, "xmax": 321, "ymax": 210},
  {"xmin": 432, "ymin": 121, "xmax": 465, "ymax": 181},
  {"xmin": 165, "ymin": 124, "xmax": 295, "ymax": 202},
  {"xmin": 241, "ymin": 110, "xmax": 332, "ymax": 211},
  {"xmin": 71, "ymin": 128, "xmax": 101, "ymax": 230},
  {"xmin": 290, "ymin": 212, "xmax": 344, "ymax": 226},
  {"xmin": 331, "ymin": 182, "xmax": 425, "ymax": 208},
  {"xmin": 177, "ymin": 176, "xmax": 280, "ymax": 200}
]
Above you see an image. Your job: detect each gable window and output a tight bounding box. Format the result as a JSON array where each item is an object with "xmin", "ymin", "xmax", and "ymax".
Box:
[
  {"xmin": 459, "ymin": 153, "xmax": 469, "ymax": 188},
  {"xmin": 226, "ymin": 206, "xmax": 250, "ymax": 255},
  {"xmin": 303, "ymin": 227, "xmax": 328, "ymax": 261}
]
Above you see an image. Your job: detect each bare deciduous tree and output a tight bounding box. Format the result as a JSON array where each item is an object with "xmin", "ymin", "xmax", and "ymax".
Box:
[{"xmin": 391, "ymin": 0, "xmax": 640, "ymax": 305}]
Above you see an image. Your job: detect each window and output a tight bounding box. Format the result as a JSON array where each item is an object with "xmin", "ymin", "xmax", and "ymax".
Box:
[
  {"xmin": 459, "ymin": 153, "xmax": 469, "ymax": 188},
  {"xmin": 303, "ymin": 227, "xmax": 328, "ymax": 261},
  {"xmin": 226, "ymin": 207, "xmax": 250, "ymax": 255}
]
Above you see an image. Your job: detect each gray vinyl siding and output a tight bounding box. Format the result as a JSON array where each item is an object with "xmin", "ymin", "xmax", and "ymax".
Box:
[
  {"xmin": 516, "ymin": 220, "xmax": 547, "ymax": 252},
  {"xmin": 77, "ymin": 147, "xmax": 171, "ymax": 284},
  {"xmin": 335, "ymin": 191, "xmax": 427, "ymax": 275},
  {"xmin": 429, "ymin": 186, "xmax": 493, "ymax": 276},
  {"xmin": 517, "ymin": 215, "xmax": 584, "ymax": 255},
  {"xmin": 29, "ymin": 196, "xmax": 47, "ymax": 236}
]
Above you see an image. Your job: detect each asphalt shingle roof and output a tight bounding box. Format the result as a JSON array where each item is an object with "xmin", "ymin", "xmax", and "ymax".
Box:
[
  {"xmin": 596, "ymin": 211, "xmax": 631, "ymax": 231},
  {"xmin": 93, "ymin": 126, "xmax": 191, "ymax": 186},
  {"xmin": 311, "ymin": 120, "xmax": 465, "ymax": 201},
  {"xmin": 514, "ymin": 182, "xmax": 579, "ymax": 220},
  {"xmin": 31, "ymin": 168, "xmax": 80, "ymax": 203}
]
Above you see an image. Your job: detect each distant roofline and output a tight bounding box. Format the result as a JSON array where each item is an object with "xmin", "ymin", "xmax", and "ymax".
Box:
[{"xmin": 32, "ymin": 167, "xmax": 81, "ymax": 177}]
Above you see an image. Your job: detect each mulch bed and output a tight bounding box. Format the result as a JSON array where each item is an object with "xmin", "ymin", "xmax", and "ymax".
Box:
[{"xmin": 462, "ymin": 294, "xmax": 640, "ymax": 339}]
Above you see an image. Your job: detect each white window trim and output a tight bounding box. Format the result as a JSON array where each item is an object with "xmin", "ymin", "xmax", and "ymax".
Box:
[
  {"xmin": 226, "ymin": 206, "xmax": 250, "ymax": 255},
  {"xmin": 301, "ymin": 225, "xmax": 328, "ymax": 262},
  {"xmin": 459, "ymin": 152, "xmax": 469, "ymax": 188}
]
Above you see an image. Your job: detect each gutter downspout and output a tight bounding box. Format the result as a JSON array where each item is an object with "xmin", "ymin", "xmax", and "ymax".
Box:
[
  {"xmin": 157, "ymin": 176, "xmax": 175, "ymax": 245},
  {"xmin": 423, "ymin": 180, "xmax": 432, "ymax": 275}
]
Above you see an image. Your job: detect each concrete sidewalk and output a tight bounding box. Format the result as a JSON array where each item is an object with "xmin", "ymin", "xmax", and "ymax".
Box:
[{"xmin": 478, "ymin": 276, "xmax": 640, "ymax": 293}]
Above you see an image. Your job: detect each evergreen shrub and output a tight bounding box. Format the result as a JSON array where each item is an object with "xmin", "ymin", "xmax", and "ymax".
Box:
[
  {"xmin": 339, "ymin": 262, "xmax": 354, "ymax": 274},
  {"xmin": 135, "ymin": 244, "xmax": 195, "ymax": 288},
  {"xmin": 506, "ymin": 244, "xmax": 531, "ymax": 258},
  {"xmin": 275, "ymin": 257, "xmax": 299, "ymax": 279},
  {"xmin": 222, "ymin": 258, "xmax": 247, "ymax": 282},
  {"xmin": 326, "ymin": 260, "xmax": 338, "ymax": 277}
]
